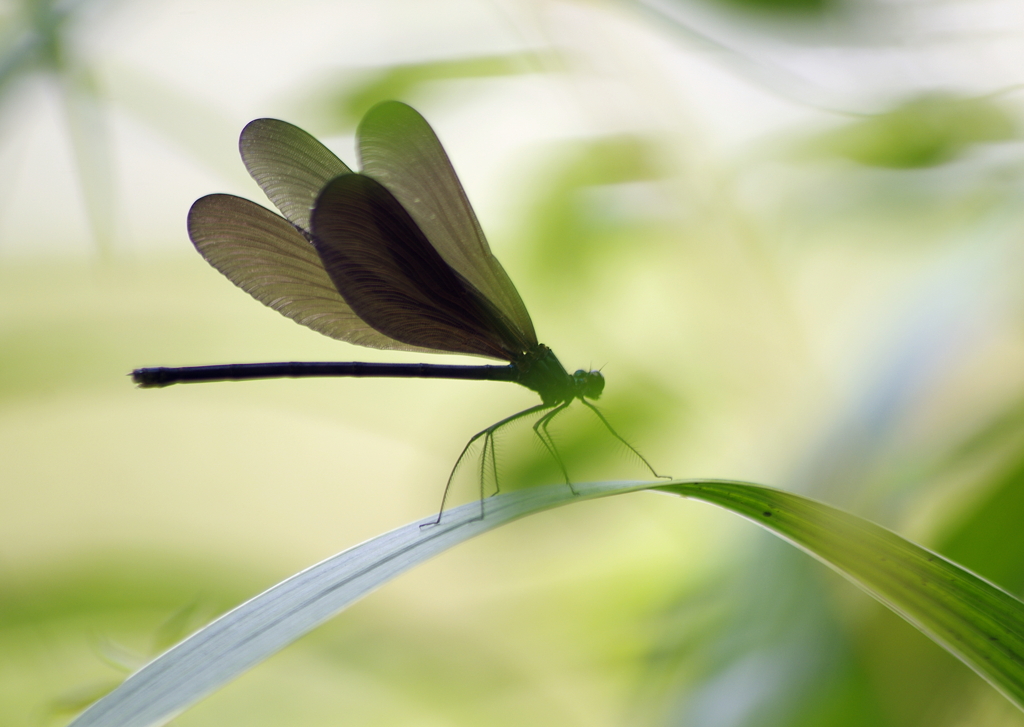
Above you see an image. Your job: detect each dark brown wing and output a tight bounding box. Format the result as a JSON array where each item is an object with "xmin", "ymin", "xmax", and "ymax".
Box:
[
  {"xmin": 239, "ymin": 118, "xmax": 351, "ymax": 231},
  {"xmin": 188, "ymin": 193, "xmax": 437, "ymax": 353},
  {"xmin": 357, "ymin": 101, "xmax": 537, "ymax": 347},
  {"xmin": 310, "ymin": 174, "xmax": 532, "ymax": 360}
]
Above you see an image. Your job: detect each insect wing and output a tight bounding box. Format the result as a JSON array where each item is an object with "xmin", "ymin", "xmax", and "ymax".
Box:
[
  {"xmin": 357, "ymin": 101, "xmax": 537, "ymax": 351},
  {"xmin": 188, "ymin": 193, "xmax": 436, "ymax": 353},
  {"xmin": 311, "ymin": 174, "xmax": 524, "ymax": 360},
  {"xmin": 239, "ymin": 119, "xmax": 351, "ymax": 232}
]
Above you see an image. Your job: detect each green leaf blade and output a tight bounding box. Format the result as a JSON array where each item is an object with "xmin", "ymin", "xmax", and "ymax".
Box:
[
  {"xmin": 66, "ymin": 481, "xmax": 649, "ymax": 727},
  {"xmin": 660, "ymin": 481, "xmax": 1024, "ymax": 708},
  {"xmin": 66, "ymin": 480, "xmax": 1024, "ymax": 726}
]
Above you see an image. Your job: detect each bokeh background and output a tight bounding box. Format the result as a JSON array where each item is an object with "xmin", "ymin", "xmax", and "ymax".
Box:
[{"xmin": 4, "ymin": 0, "xmax": 1024, "ymax": 725}]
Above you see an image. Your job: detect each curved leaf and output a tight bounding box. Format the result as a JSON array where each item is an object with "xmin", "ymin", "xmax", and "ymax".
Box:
[
  {"xmin": 659, "ymin": 481, "xmax": 1024, "ymax": 708},
  {"xmin": 67, "ymin": 480, "xmax": 646, "ymax": 727},
  {"xmin": 67, "ymin": 480, "xmax": 1024, "ymax": 727}
]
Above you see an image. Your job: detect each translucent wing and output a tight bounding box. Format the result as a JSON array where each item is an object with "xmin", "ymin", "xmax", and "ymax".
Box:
[
  {"xmin": 311, "ymin": 174, "xmax": 533, "ymax": 360},
  {"xmin": 239, "ymin": 119, "xmax": 351, "ymax": 231},
  {"xmin": 356, "ymin": 101, "xmax": 537, "ymax": 347},
  {"xmin": 188, "ymin": 193, "xmax": 436, "ymax": 353}
]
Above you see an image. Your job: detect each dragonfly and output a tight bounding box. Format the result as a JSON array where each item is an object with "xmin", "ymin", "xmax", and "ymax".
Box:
[{"xmin": 132, "ymin": 100, "xmax": 661, "ymax": 519}]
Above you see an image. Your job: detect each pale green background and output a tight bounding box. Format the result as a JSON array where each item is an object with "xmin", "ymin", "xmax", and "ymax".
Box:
[{"xmin": 4, "ymin": 1, "xmax": 1024, "ymax": 725}]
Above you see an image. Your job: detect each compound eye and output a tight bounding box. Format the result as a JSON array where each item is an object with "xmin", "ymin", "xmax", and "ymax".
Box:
[{"xmin": 575, "ymin": 369, "xmax": 605, "ymax": 399}]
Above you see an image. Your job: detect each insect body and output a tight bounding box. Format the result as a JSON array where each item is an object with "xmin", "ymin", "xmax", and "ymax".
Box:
[{"xmin": 133, "ymin": 101, "xmax": 660, "ymax": 517}]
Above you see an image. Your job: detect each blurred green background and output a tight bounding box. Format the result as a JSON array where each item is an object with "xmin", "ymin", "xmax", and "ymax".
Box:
[{"xmin": 3, "ymin": 0, "xmax": 1024, "ymax": 725}]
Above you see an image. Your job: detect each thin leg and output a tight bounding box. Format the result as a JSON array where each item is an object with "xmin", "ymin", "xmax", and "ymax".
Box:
[
  {"xmin": 477, "ymin": 425, "xmax": 504, "ymax": 517},
  {"xmin": 423, "ymin": 403, "xmax": 552, "ymax": 527},
  {"xmin": 486, "ymin": 427, "xmax": 500, "ymax": 496},
  {"xmin": 532, "ymin": 400, "xmax": 575, "ymax": 492},
  {"xmin": 477, "ymin": 430, "xmax": 492, "ymax": 520},
  {"xmin": 580, "ymin": 399, "xmax": 669, "ymax": 480}
]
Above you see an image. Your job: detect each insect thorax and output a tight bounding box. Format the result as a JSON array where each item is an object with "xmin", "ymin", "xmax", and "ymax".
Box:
[{"xmin": 516, "ymin": 345, "xmax": 602, "ymax": 406}]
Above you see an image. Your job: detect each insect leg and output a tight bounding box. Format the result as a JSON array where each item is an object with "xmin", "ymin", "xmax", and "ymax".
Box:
[
  {"xmin": 532, "ymin": 400, "xmax": 574, "ymax": 492},
  {"xmin": 484, "ymin": 425, "xmax": 500, "ymax": 496},
  {"xmin": 477, "ymin": 426, "xmax": 500, "ymax": 519},
  {"xmin": 424, "ymin": 403, "xmax": 553, "ymax": 527},
  {"xmin": 579, "ymin": 399, "xmax": 668, "ymax": 480}
]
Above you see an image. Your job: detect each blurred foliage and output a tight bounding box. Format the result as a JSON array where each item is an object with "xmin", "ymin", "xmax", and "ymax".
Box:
[
  {"xmin": 0, "ymin": 0, "xmax": 86, "ymax": 90},
  {"xmin": 626, "ymin": 0, "xmax": 837, "ymax": 18},
  {"xmin": 313, "ymin": 53, "xmax": 553, "ymax": 131},
  {"xmin": 941, "ymin": 444, "xmax": 1024, "ymax": 595},
  {"xmin": 800, "ymin": 94, "xmax": 1019, "ymax": 169},
  {"xmin": 521, "ymin": 134, "xmax": 670, "ymax": 287},
  {"xmin": 705, "ymin": 0, "xmax": 834, "ymax": 16},
  {"xmin": 0, "ymin": 0, "xmax": 115, "ymax": 255},
  {"xmin": 0, "ymin": 557, "xmax": 249, "ymax": 726}
]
